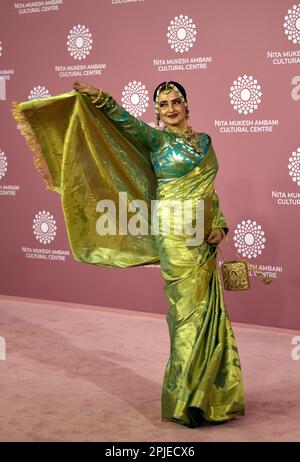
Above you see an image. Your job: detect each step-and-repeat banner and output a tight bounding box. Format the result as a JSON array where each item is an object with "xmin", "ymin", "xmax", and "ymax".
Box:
[{"xmin": 0, "ymin": 0, "xmax": 299, "ymax": 329}]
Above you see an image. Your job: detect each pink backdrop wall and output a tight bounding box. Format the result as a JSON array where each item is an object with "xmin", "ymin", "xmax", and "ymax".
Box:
[{"xmin": 1, "ymin": 0, "xmax": 300, "ymax": 329}]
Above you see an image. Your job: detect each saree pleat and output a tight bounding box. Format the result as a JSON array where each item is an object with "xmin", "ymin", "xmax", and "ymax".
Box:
[
  {"xmin": 12, "ymin": 92, "xmax": 245, "ymax": 427},
  {"xmin": 156, "ymin": 148, "xmax": 245, "ymax": 425}
]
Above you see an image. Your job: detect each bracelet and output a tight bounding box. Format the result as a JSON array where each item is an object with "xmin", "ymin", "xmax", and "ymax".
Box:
[
  {"xmin": 219, "ymin": 228, "xmax": 226, "ymax": 238},
  {"xmin": 91, "ymin": 89, "xmax": 111, "ymax": 108},
  {"xmin": 97, "ymin": 92, "xmax": 111, "ymax": 108}
]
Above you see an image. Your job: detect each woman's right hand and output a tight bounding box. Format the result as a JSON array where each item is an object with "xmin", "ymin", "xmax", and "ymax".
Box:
[{"xmin": 73, "ymin": 81, "xmax": 100, "ymax": 97}]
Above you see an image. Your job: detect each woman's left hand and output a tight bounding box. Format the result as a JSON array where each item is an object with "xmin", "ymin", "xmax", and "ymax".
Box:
[{"xmin": 207, "ymin": 228, "xmax": 224, "ymax": 245}]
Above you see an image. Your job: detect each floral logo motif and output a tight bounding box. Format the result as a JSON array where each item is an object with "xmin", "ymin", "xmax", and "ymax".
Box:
[
  {"xmin": 284, "ymin": 3, "xmax": 300, "ymax": 44},
  {"xmin": 167, "ymin": 14, "xmax": 197, "ymax": 53},
  {"xmin": 32, "ymin": 211, "xmax": 57, "ymax": 245},
  {"xmin": 229, "ymin": 75, "xmax": 262, "ymax": 115},
  {"xmin": 67, "ymin": 25, "xmax": 93, "ymax": 60},
  {"xmin": 0, "ymin": 150, "xmax": 8, "ymax": 180},
  {"xmin": 28, "ymin": 86, "xmax": 51, "ymax": 100},
  {"xmin": 233, "ymin": 219, "xmax": 266, "ymax": 259},
  {"xmin": 288, "ymin": 148, "xmax": 300, "ymax": 186},
  {"xmin": 121, "ymin": 81, "xmax": 149, "ymax": 117}
]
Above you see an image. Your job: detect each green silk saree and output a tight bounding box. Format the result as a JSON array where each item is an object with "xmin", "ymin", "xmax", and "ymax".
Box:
[{"xmin": 12, "ymin": 91, "xmax": 245, "ymax": 427}]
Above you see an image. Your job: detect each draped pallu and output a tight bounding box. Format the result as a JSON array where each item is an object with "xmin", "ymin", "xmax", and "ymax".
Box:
[{"xmin": 12, "ymin": 91, "xmax": 245, "ymax": 426}]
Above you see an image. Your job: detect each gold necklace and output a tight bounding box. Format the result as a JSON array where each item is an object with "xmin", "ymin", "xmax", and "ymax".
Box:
[{"xmin": 163, "ymin": 125, "xmax": 201, "ymax": 153}]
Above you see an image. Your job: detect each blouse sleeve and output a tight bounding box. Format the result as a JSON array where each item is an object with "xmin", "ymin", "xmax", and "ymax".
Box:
[{"xmin": 91, "ymin": 90, "xmax": 163, "ymax": 151}]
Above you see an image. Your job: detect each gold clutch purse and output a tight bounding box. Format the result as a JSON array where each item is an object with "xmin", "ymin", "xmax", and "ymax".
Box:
[
  {"xmin": 221, "ymin": 260, "xmax": 250, "ymax": 291},
  {"xmin": 218, "ymin": 237, "xmax": 272, "ymax": 291}
]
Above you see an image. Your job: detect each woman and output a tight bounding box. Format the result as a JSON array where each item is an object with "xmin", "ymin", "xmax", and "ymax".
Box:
[
  {"xmin": 12, "ymin": 80, "xmax": 245, "ymax": 428},
  {"xmin": 72, "ymin": 80, "xmax": 245, "ymax": 427}
]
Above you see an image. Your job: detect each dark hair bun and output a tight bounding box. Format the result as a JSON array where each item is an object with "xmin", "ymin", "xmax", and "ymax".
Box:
[{"xmin": 153, "ymin": 81, "xmax": 187, "ymax": 102}]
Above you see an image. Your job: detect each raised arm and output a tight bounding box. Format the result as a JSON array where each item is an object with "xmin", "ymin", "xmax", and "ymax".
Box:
[{"xmin": 73, "ymin": 81, "xmax": 163, "ymax": 151}]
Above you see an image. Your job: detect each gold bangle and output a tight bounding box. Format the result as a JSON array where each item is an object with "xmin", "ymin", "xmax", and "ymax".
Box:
[
  {"xmin": 91, "ymin": 89, "xmax": 111, "ymax": 108},
  {"xmin": 95, "ymin": 92, "xmax": 111, "ymax": 108},
  {"xmin": 91, "ymin": 89, "xmax": 102, "ymax": 104}
]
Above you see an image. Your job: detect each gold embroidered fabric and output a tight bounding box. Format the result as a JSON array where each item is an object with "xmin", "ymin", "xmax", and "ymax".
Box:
[{"xmin": 12, "ymin": 91, "xmax": 245, "ymax": 426}]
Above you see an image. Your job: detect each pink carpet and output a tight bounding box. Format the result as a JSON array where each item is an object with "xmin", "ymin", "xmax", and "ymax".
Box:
[{"xmin": 0, "ymin": 295, "xmax": 299, "ymax": 442}]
